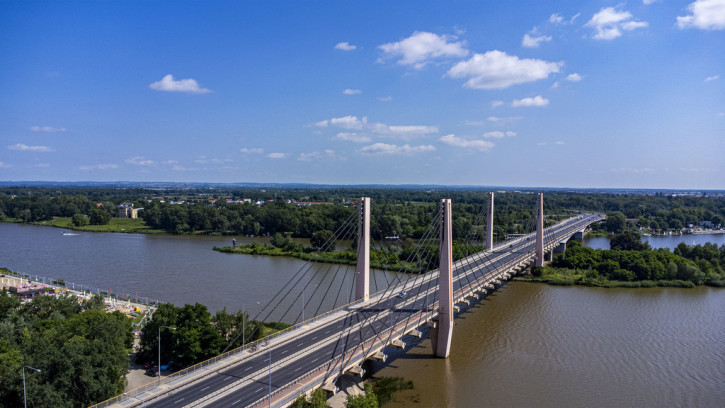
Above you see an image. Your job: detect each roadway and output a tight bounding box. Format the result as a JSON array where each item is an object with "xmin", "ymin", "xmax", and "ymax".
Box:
[{"xmin": 144, "ymin": 213, "xmax": 604, "ymax": 407}]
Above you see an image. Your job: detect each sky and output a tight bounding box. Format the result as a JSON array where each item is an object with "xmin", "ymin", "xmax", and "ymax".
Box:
[{"xmin": 1, "ymin": 0, "xmax": 723, "ymax": 189}]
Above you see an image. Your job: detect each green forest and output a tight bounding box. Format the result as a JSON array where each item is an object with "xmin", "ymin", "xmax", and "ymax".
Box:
[
  {"xmin": 2, "ymin": 187, "xmax": 724, "ymax": 241},
  {"xmin": 530, "ymin": 234, "xmax": 725, "ymax": 288},
  {"xmin": 0, "ymin": 291, "xmax": 132, "ymax": 408}
]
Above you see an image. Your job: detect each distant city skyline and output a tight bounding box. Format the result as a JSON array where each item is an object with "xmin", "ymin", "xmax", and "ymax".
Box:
[{"xmin": 1, "ymin": 1, "xmax": 723, "ymax": 189}]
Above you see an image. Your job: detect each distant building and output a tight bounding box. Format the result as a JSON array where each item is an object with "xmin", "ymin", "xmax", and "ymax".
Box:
[
  {"xmin": 130, "ymin": 208, "xmax": 144, "ymax": 219},
  {"xmin": 700, "ymin": 221, "xmax": 714, "ymax": 229},
  {"xmin": 118, "ymin": 202, "xmax": 134, "ymax": 218},
  {"xmin": 9, "ymin": 284, "xmax": 55, "ymax": 301}
]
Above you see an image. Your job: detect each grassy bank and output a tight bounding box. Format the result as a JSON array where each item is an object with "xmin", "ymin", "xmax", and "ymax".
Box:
[
  {"xmin": 518, "ymin": 266, "xmax": 725, "ymax": 288},
  {"xmin": 29, "ymin": 217, "xmax": 165, "ymax": 234},
  {"xmin": 214, "ymin": 242, "xmax": 422, "ymax": 273}
]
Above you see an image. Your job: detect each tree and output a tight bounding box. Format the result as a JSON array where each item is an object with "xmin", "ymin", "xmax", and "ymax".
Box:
[
  {"xmin": 610, "ymin": 231, "xmax": 650, "ymax": 251},
  {"xmin": 71, "ymin": 213, "xmax": 88, "ymax": 227},
  {"xmin": 311, "ymin": 230, "xmax": 335, "ymax": 250},
  {"xmin": 270, "ymin": 233, "xmax": 290, "ymax": 248},
  {"xmin": 89, "ymin": 208, "xmax": 111, "ymax": 225},
  {"xmin": 346, "ymin": 384, "xmax": 379, "ymax": 408},
  {"xmin": 605, "ymin": 212, "xmax": 626, "ymax": 233}
]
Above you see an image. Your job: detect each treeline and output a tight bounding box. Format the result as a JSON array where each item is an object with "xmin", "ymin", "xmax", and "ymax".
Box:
[
  {"xmin": 137, "ymin": 303, "xmax": 289, "ymax": 369},
  {"xmin": 536, "ymin": 238, "xmax": 725, "ymax": 287},
  {"xmin": 215, "ymin": 233, "xmax": 483, "ymax": 273},
  {"xmin": 2, "ymin": 187, "xmax": 724, "ymax": 239},
  {"xmin": 0, "ymin": 291, "xmax": 132, "ymax": 408}
]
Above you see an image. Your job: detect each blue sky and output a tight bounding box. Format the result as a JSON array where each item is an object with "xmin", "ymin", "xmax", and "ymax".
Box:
[{"xmin": 1, "ymin": 0, "xmax": 723, "ymax": 189}]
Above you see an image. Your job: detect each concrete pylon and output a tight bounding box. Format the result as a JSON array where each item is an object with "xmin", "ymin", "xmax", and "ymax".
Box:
[
  {"xmin": 355, "ymin": 197, "xmax": 370, "ymax": 302},
  {"xmin": 535, "ymin": 193, "xmax": 545, "ymax": 267},
  {"xmin": 486, "ymin": 192, "xmax": 494, "ymax": 250},
  {"xmin": 431, "ymin": 199, "xmax": 453, "ymax": 358}
]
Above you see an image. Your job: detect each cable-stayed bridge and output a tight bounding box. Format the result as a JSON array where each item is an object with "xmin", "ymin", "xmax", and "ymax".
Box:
[{"xmin": 101, "ymin": 193, "xmax": 604, "ymax": 408}]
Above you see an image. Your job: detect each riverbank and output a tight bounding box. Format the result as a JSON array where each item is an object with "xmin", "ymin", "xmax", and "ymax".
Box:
[
  {"xmin": 18, "ymin": 217, "xmax": 167, "ymax": 234},
  {"xmin": 517, "ymin": 266, "xmax": 725, "ymax": 288},
  {"xmin": 214, "ymin": 242, "xmax": 422, "ymax": 273}
]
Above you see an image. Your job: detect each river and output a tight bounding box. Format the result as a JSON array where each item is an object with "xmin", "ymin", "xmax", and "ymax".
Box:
[
  {"xmin": 584, "ymin": 232, "xmax": 725, "ymax": 250},
  {"xmin": 1, "ymin": 223, "xmax": 723, "ymax": 406}
]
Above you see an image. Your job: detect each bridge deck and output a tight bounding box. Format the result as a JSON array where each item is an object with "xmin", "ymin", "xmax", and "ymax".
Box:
[{"xmin": 116, "ymin": 214, "xmax": 604, "ymax": 408}]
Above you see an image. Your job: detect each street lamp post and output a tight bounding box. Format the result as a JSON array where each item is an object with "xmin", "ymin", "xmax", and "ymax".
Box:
[
  {"xmin": 158, "ymin": 326, "xmax": 176, "ymax": 378},
  {"xmin": 23, "ymin": 366, "xmax": 41, "ymax": 408}
]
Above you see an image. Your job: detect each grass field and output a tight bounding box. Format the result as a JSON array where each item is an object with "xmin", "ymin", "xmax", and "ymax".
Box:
[{"xmin": 32, "ymin": 217, "xmax": 165, "ymax": 234}]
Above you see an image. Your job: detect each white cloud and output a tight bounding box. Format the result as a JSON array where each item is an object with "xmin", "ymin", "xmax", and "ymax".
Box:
[
  {"xmin": 35, "ymin": 163, "xmax": 50, "ymax": 168},
  {"xmin": 487, "ymin": 116, "xmax": 523, "ymax": 123},
  {"xmin": 30, "ymin": 126, "xmax": 65, "ymax": 132},
  {"xmin": 482, "ymin": 131, "xmax": 517, "ymax": 138},
  {"xmin": 240, "ymin": 148, "xmax": 264, "ymax": 154},
  {"xmin": 126, "ymin": 156, "xmax": 154, "ymax": 166},
  {"xmin": 377, "ymin": 96, "xmax": 393, "ymax": 102},
  {"xmin": 329, "ymin": 115, "xmax": 366, "ymax": 129},
  {"xmin": 334, "ymin": 132, "xmax": 372, "ymax": 143},
  {"xmin": 610, "ymin": 167, "xmax": 656, "ymax": 174},
  {"xmin": 317, "ymin": 115, "xmax": 438, "ymax": 140},
  {"xmin": 491, "ymin": 100, "xmax": 504, "ymax": 108},
  {"xmin": 7, "ymin": 143, "xmax": 53, "ymax": 152},
  {"xmin": 585, "ymin": 7, "xmax": 648, "ymax": 40},
  {"xmin": 387, "ymin": 125, "xmax": 438, "ymax": 135},
  {"xmin": 360, "ymin": 143, "xmax": 435, "ymax": 155},
  {"xmin": 677, "ymin": 0, "xmax": 725, "ymax": 30},
  {"xmin": 522, "ymin": 33, "xmax": 552, "ymax": 48},
  {"xmin": 555, "ymin": 141, "xmax": 565, "ymax": 145},
  {"xmin": 378, "ymin": 31, "xmax": 469, "ymax": 69},
  {"xmin": 550, "ymin": 13, "xmax": 564, "ymax": 24},
  {"xmin": 343, "ymin": 89, "xmax": 362, "ymax": 95},
  {"xmin": 79, "ymin": 163, "xmax": 118, "ymax": 171},
  {"xmin": 335, "ymin": 42, "xmax": 357, "ymax": 51},
  {"xmin": 550, "ymin": 12, "xmax": 580, "ymax": 25},
  {"xmin": 149, "ymin": 74, "xmax": 212, "ymax": 94},
  {"xmin": 447, "ymin": 50, "xmax": 562, "ymax": 90},
  {"xmin": 643, "ymin": 0, "xmax": 659, "ymax": 4},
  {"xmin": 566, "ymin": 73, "xmax": 583, "ymax": 82},
  {"xmin": 705, "ymin": 75, "xmax": 720, "ymax": 81},
  {"xmin": 161, "ymin": 160, "xmax": 178, "ymax": 165},
  {"xmin": 0, "ymin": 161, "xmax": 11, "ymax": 169},
  {"xmin": 298, "ymin": 150, "xmax": 338, "ymax": 161},
  {"xmin": 439, "ymin": 134, "xmax": 495, "ymax": 152},
  {"xmin": 267, "ymin": 153, "xmax": 286, "ymax": 159},
  {"xmin": 512, "ymin": 95, "xmax": 550, "ymax": 107}
]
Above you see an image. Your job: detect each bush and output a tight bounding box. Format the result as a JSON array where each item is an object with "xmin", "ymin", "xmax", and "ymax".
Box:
[{"xmin": 71, "ymin": 213, "xmax": 88, "ymax": 227}]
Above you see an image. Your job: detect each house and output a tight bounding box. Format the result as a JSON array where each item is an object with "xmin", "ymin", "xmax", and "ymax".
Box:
[
  {"xmin": 118, "ymin": 203, "xmax": 134, "ymax": 218},
  {"xmin": 9, "ymin": 284, "xmax": 55, "ymax": 301}
]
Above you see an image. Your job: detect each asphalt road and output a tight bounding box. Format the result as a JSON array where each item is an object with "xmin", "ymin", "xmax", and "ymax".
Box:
[{"xmin": 146, "ymin": 214, "xmax": 604, "ymax": 408}]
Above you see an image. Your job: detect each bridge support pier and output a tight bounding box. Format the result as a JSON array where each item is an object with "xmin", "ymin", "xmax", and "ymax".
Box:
[
  {"xmin": 355, "ymin": 197, "xmax": 370, "ymax": 302},
  {"xmin": 486, "ymin": 192, "xmax": 494, "ymax": 250},
  {"xmin": 431, "ymin": 199, "xmax": 453, "ymax": 358},
  {"xmin": 535, "ymin": 193, "xmax": 545, "ymax": 267}
]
